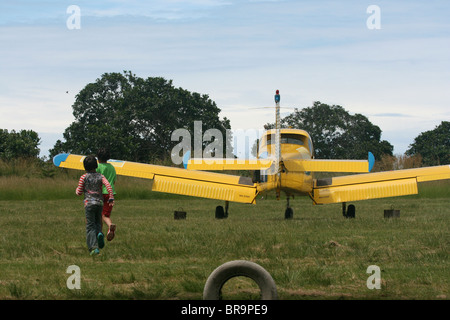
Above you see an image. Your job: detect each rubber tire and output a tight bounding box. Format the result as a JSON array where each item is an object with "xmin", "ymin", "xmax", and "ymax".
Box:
[
  {"xmin": 285, "ymin": 207, "xmax": 293, "ymax": 219},
  {"xmin": 216, "ymin": 206, "xmax": 225, "ymax": 219},
  {"xmin": 346, "ymin": 204, "xmax": 355, "ymax": 218},
  {"xmin": 203, "ymin": 260, "xmax": 278, "ymax": 300},
  {"xmin": 215, "ymin": 206, "xmax": 225, "ymax": 219}
]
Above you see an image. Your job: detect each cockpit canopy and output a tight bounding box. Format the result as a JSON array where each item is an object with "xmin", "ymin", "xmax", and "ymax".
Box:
[{"xmin": 258, "ymin": 129, "xmax": 314, "ymax": 158}]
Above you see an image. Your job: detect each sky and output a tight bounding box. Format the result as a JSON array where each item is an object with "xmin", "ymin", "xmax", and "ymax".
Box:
[{"xmin": 1, "ymin": 0, "xmax": 449, "ymax": 159}]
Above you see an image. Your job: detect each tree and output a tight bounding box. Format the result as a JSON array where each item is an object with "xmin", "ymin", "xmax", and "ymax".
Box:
[
  {"xmin": 265, "ymin": 101, "xmax": 393, "ymax": 160},
  {"xmin": 0, "ymin": 129, "xmax": 40, "ymax": 160},
  {"xmin": 406, "ymin": 121, "xmax": 450, "ymax": 166},
  {"xmin": 50, "ymin": 71, "xmax": 231, "ymax": 163}
]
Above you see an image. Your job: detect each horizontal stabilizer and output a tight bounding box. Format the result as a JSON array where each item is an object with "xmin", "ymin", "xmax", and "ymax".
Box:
[
  {"xmin": 186, "ymin": 158, "xmax": 273, "ymax": 171},
  {"xmin": 284, "ymin": 152, "xmax": 375, "ymax": 173},
  {"xmin": 183, "ymin": 150, "xmax": 273, "ymax": 171}
]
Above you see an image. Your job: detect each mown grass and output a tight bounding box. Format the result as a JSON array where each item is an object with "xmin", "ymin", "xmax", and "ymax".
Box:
[
  {"xmin": 0, "ymin": 190, "xmax": 449, "ymax": 300},
  {"xmin": 0, "ymin": 159, "xmax": 449, "ymax": 299}
]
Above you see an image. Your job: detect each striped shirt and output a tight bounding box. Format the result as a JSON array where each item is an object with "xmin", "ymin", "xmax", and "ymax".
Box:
[{"xmin": 76, "ymin": 172, "xmax": 114, "ymax": 206}]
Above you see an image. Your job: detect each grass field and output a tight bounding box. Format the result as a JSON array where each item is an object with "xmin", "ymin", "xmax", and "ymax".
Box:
[{"xmin": 0, "ymin": 174, "xmax": 449, "ymax": 300}]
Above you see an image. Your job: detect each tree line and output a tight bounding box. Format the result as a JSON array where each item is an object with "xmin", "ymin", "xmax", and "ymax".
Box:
[
  {"xmin": 1, "ymin": 71, "xmax": 449, "ymax": 167},
  {"xmin": 0, "ymin": 129, "xmax": 40, "ymax": 160}
]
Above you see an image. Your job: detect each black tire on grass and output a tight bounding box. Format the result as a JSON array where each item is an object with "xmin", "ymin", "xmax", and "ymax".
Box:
[
  {"xmin": 285, "ymin": 207, "xmax": 293, "ymax": 219},
  {"xmin": 215, "ymin": 205, "xmax": 225, "ymax": 219},
  {"xmin": 203, "ymin": 260, "xmax": 278, "ymax": 300}
]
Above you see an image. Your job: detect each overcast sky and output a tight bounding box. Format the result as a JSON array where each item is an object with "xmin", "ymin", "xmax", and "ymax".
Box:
[{"xmin": 1, "ymin": 0, "xmax": 449, "ymax": 158}]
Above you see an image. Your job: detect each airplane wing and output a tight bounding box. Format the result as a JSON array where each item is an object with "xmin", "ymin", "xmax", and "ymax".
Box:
[
  {"xmin": 53, "ymin": 153, "xmax": 258, "ymax": 204},
  {"xmin": 312, "ymin": 165, "xmax": 450, "ymax": 204}
]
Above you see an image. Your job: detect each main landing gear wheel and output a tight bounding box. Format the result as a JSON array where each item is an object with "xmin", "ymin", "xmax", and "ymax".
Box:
[
  {"xmin": 215, "ymin": 201, "xmax": 229, "ymax": 219},
  {"xmin": 342, "ymin": 202, "xmax": 356, "ymax": 218},
  {"xmin": 203, "ymin": 260, "xmax": 278, "ymax": 300},
  {"xmin": 215, "ymin": 206, "xmax": 225, "ymax": 219}
]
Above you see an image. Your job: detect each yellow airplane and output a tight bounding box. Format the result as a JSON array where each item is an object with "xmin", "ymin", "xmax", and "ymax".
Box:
[{"xmin": 53, "ymin": 90, "xmax": 450, "ymax": 219}]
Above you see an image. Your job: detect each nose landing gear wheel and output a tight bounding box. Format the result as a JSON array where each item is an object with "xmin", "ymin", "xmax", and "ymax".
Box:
[{"xmin": 284, "ymin": 196, "xmax": 293, "ymax": 219}]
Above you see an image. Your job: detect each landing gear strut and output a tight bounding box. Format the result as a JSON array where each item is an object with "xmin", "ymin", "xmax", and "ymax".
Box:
[{"xmin": 285, "ymin": 196, "xmax": 293, "ymax": 219}]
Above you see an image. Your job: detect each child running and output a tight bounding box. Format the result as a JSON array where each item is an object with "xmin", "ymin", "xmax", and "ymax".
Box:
[
  {"xmin": 96, "ymin": 148, "xmax": 117, "ymax": 241},
  {"xmin": 76, "ymin": 155, "xmax": 115, "ymax": 256}
]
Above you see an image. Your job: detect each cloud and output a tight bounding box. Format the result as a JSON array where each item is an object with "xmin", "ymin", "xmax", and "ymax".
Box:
[
  {"xmin": 1, "ymin": 0, "xmax": 450, "ymax": 158},
  {"xmin": 372, "ymin": 113, "xmax": 413, "ymax": 118}
]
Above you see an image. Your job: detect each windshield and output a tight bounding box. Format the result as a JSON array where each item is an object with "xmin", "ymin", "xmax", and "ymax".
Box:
[{"xmin": 266, "ymin": 134, "xmax": 304, "ymax": 146}]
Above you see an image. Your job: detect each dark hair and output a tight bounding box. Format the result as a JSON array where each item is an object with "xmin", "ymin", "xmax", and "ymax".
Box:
[
  {"xmin": 83, "ymin": 155, "xmax": 98, "ymax": 171},
  {"xmin": 97, "ymin": 148, "xmax": 110, "ymax": 162}
]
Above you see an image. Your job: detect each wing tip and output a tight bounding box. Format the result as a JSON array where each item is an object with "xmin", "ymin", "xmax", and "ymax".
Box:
[
  {"xmin": 368, "ymin": 152, "xmax": 375, "ymax": 172},
  {"xmin": 53, "ymin": 153, "xmax": 70, "ymax": 167},
  {"xmin": 182, "ymin": 151, "xmax": 191, "ymax": 169}
]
